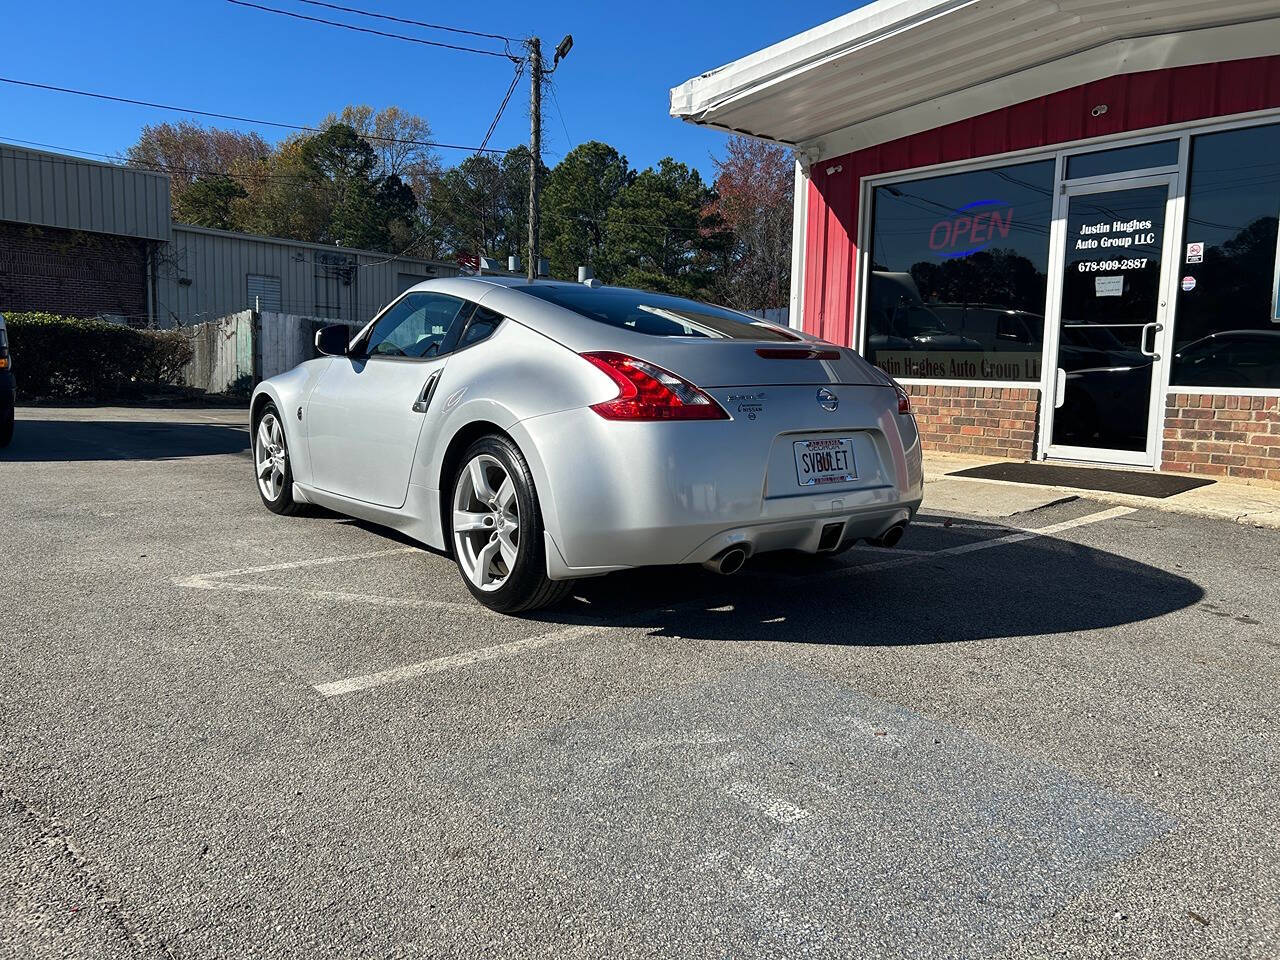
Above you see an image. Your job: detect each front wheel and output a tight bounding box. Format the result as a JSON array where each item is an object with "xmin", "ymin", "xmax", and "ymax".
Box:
[
  {"xmin": 253, "ymin": 402, "xmax": 304, "ymax": 515},
  {"xmin": 450, "ymin": 435, "xmax": 571, "ymax": 614}
]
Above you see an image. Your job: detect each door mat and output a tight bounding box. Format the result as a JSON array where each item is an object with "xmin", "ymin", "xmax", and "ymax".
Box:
[{"xmin": 949, "ymin": 462, "xmax": 1215, "ymax": 498}]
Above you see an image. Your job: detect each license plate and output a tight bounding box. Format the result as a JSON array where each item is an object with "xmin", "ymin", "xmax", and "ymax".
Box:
[{"xmin": 793, "ymin": 437, "xmax": 857, "ymax": 487}]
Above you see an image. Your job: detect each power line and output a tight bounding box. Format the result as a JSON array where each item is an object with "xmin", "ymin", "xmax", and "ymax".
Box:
[
  {"xmin": 292, "ymin": 0, "xmax": 516, "ymax": 44},
  {"xmin": 0, "ymin": 77, "xmax": 510, "ymax": 154},
  {"xmin": 547, "ymin": 79, "xmax": 572, "ymax": 153},
  {"xmin": 224, "ymin": 0, "xmax": 517, "ymax": 59},
  {"xmin": 479, "ymin": 62, "xmax": 525, "ymax": 154}
]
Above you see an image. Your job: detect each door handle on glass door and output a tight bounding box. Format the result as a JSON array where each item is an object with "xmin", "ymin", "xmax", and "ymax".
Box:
[
  {"xmin": 412, "ymin": 372, "xmax": 441, "ymax": 413},
  {"xmin": 1140, "ymin": 322, "xmax": 1163, "ymax": 360},
  {"xmin": 1055, "ymin": 369, "xmax": 1066, "ymax": 409}
]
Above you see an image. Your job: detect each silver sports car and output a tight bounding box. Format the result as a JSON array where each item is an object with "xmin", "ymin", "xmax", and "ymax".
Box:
[{"xmin": 251, "ymin": 277, "xmax": 923, "ymax": 612}]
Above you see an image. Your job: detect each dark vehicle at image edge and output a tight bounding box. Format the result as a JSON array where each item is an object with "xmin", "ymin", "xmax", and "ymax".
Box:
[{"xmin": 0, "ymin": 314, "xmax": 13, "ymax": 448}]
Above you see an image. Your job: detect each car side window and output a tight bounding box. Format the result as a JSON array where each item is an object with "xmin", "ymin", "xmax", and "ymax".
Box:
[
  {"xmin": 457, "ymin": 305, "xmax": 504, "ymax": 350},
  {"xmin": 364, "ymin": 293, "xmax": 468, "ymax": 359}
]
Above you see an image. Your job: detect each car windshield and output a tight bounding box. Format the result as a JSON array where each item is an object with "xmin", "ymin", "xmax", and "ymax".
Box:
[{"xmin": 515, "ymin": 285, "xmax": 797, "ymax": 341}]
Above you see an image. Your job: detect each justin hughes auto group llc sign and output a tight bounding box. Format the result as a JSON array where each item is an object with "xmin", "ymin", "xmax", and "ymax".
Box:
[{"xmin": 875, "ymin": 351, "xmax": 1042, "ymax": 382}]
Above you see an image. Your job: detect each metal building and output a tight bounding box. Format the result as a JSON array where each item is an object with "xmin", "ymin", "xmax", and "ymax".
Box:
[
  {"xmin": 157, "ymin": 225, "xmax": 460, "ymax": 327},
  {"xmin": 0, "ymin": 142, "xmax": 170, "ymax": 322},
  {"xmin": 0, "ymin": 141, "xmax": 459, "ymax": 327}
]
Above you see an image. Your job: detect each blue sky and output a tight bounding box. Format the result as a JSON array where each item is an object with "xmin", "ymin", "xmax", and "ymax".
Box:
[{"xmin": 4, "ymin": 1, "xmax": 864, "ymax": 180}]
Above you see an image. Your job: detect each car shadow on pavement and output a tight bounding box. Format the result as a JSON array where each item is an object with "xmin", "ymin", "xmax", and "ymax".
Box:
[
  {"xmin": 0, "ymin": 419, "xmax": 249, "ymax": 461},
  {"xmin": 540, "ymin": 530, "xmax": 1204, "ymax": 646}
]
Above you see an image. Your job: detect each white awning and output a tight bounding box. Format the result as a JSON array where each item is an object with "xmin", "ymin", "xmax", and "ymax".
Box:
[{"xmin": 671, "ymin": 0, "xmax": 1280, "ymax": 161}]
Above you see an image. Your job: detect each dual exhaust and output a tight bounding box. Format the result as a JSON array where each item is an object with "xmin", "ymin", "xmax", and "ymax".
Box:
[{"xmin": 700, "ymin": 521, "xmax": 907, "ymax": 576}]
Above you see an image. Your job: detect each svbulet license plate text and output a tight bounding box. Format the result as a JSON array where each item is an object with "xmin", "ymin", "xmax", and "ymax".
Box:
[{"xmin": 794, "ymin": 437, "xmax": 857, "ymax": 486}]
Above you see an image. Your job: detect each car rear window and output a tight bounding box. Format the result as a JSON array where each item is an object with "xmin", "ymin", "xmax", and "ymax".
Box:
[{"xmin": 515, "ymin": 285, "xmax": 798, "ymax": 341}]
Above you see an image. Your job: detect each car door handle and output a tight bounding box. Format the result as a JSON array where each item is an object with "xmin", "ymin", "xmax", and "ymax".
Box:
[{"xmin": 412, "ymin": 372, "xmax": 441, "ymax": 413}]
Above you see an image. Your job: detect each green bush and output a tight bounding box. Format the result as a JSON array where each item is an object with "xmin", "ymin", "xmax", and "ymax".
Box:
[{"xmin": 3, "ymin": 313, "xmax": 195, "ymax": 401}]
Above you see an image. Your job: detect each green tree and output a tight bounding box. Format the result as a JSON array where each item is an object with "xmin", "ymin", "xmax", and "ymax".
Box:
[
  {"xmin": 427, "ymin": 154, "xmax": 502, "ymax": 260},
  {"xmin": 321, "ymin": 105, "xmax": 442, "ymax": 257},
  {"xmin": 603, "ymin": 158, "xmax": 726, "ymax": 297},
  {"xmin": 542, "ymin": 141, "xmax": 633, "ymax": 280},
  {"xmin": 425, "ymin": 146, "xmax": 544, "ymax": 264},
  {"xmin": 234, "ymin": 124, "xmax": 416, "ymax": 251},
  {"xmin": 172, "ymin": 175, "xmax": 248, "ymax": 230}
]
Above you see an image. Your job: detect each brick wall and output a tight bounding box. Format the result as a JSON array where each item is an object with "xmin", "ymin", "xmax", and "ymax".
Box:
[
  {"xmin": 0, "ymin": 221, "xmax": 149, "ymax": 323},
  {"xmin": 907, "ymin": 385, "xmax": 1039, "ymax": 459},
  {"xmin": 1162, "ymin": 394, "xmax": 1280, "ymax": 485}
]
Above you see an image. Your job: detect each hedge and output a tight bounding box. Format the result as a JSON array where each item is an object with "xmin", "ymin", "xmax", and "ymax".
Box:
[{"xmin": 3, "ymin": 312, "xmax": 195, "ymax": 401}]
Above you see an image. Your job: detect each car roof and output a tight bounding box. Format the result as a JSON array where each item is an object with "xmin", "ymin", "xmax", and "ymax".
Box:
[{"xmin": 398, "ymin": 274, "xmax": 797, "ymax": 355}]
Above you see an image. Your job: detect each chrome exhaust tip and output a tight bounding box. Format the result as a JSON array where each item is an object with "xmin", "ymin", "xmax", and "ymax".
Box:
[
  {"xmin": 870, "ymin": 523, "xmax": 906, "ymax": 548},
  {"xmin": 703, "ymin": 545, "xmax": 748, "ymax": 576}
]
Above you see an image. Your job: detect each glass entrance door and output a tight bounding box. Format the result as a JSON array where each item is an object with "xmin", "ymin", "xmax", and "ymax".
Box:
[{"xmin": 1045, "ymin": 178, "xmax": 1176, "ymax": 465}]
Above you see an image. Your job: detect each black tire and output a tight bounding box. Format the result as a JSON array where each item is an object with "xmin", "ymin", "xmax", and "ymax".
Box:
[
  {"xmin": 0, "ymin": 395, "xmax": 12, "ymax": 449},
  {"xmin": 252, "ymin": 402, "xmax": 305, "ymax": 516},
  {"xmin": 449, "ymin": 434, "xmax": 573, "ymax": 614}
]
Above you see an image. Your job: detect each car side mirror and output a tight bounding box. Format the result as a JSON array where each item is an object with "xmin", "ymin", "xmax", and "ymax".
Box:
[{"xmin": 315, "ymin": 324, "xmax": 350, "ymax": 357}]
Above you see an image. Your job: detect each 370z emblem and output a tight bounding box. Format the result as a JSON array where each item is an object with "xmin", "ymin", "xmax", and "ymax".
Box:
[{"xmin": 816, "ymin": 388, "xmax": 839, "ymax": 412}]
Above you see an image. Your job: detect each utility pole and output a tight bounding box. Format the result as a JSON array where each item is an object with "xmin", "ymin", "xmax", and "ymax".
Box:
[
  {"xmin": 525, "ymin": 34, "xmax": 572, "ymax": 282},
  {"xmin": 525, "ymin": 36, "xmax": 541, "ymax": 282}
]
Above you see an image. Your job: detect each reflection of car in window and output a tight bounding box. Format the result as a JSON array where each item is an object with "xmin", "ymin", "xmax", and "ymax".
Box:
[
  {"xmin": 928, "ymin": 304, "xmax": 1043, "ymax": 351},
  {"xmin": 1054, "ymin": 324, "xmax": 1154, "ymax": 450},
  {"xmin": 1173, "ymin": 330, "xmax": 1280, "ymax": 388},
  {"xmin": 866, "ymin": 272, "xmax": 980, "ymax": 351}
]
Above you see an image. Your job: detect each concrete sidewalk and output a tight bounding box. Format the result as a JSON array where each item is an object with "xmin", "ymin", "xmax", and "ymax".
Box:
[{"xmin": 924, "ymin": 451, "xmax": 1280, "ymax": 528}]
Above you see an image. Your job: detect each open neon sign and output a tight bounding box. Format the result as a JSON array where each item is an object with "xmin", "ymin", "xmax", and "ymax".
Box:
[{"xmin": 928, "ymin": 199, "xmax": 1014, "ymax": 258}]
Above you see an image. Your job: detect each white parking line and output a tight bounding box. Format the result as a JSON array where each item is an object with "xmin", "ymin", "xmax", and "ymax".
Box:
[
  {"xmin": 173, "ymin": 546, "xmax": 487, "ymax": 615},
  {"xmin": 809, "ymin": 505, "xmax": 1137, "ymax": 578},
  {"xmin": 847, "ymin": 544, "xmax": 934, "ymax": 557},
  {"xmin": 912, "ymin": 519, "xmax": 1017, "ymax": 530},
  {"xmin": 176, "ymin": 547, "xmax": 419, "ymax": 586},
  {"xmin": 313, "ymin": 624, "xmax": 599, "ymax": 697}
]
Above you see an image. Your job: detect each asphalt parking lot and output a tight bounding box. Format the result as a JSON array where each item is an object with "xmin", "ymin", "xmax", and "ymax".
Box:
[{"xmin": 2, "ymin": 408, "xmax": 1278, "ymax": 959}]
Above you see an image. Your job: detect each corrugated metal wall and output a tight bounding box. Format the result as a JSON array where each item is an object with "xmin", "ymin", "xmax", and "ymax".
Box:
[
  {"xmin": 0, "ymin": 143, "xmax": 171, "ymax": 242},
  {"xmin": 157, "ymin": 226, "xmax": 461, "ymax": 327},
  {"xmin": 802, "ymin": 55, "xmax": 1280, "ymax": 345}
]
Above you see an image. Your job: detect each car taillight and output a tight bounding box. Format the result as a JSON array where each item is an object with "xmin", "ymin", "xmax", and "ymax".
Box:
[
  {"xmin": 581, "ymin": 352, "xmax": 728, "ymax": 421},
  {"xmin": 892, "ymin": 379, "xmax": 912, "ymax": 415}
]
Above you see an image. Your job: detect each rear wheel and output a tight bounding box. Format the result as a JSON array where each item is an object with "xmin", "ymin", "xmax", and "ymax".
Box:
[
  {"xmin": 253, "ymin": 403, "xmax": 304, "ymax": 515},
  {"xmin": 450, "ymin": 435, "xmax": 571, "ymax": 613}
]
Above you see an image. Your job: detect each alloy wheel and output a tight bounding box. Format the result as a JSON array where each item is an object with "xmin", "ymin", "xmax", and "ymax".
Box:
[
  {"xmin": 452, "ymin": 454, "xmax": 520, "ymax": 591},
  {"xmin": 255, "ymin": 412, "xmax": 289, "ymax": 502}
]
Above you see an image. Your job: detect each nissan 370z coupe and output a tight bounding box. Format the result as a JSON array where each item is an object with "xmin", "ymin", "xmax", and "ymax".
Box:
[{"xmin": 250, "ymin": 277, "xmax": 924, "ymax": 613}]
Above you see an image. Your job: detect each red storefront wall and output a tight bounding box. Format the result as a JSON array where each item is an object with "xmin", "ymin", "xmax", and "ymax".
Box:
[{"xmin": 800, "ymin": 55, "xmax": 1280, "ymax": 480}]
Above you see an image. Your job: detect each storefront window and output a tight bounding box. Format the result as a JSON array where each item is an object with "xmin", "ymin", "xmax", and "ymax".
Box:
[
  {"xmin": 1064, "ymin": 140, "xmax": 1178, "ymax": 179},
  {"xmin": 865, "ymin": 160, "xmax": 1054, "ymax": 381},
  {"xmin": 1171, "ymin": 123, "xmax": 1280, "ymax": 389}
]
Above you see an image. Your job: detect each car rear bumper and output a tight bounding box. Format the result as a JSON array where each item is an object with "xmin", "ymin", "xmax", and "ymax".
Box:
[{"xmin": 515, "ymin": 386, "xmax": 924, "ymax": 577}]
